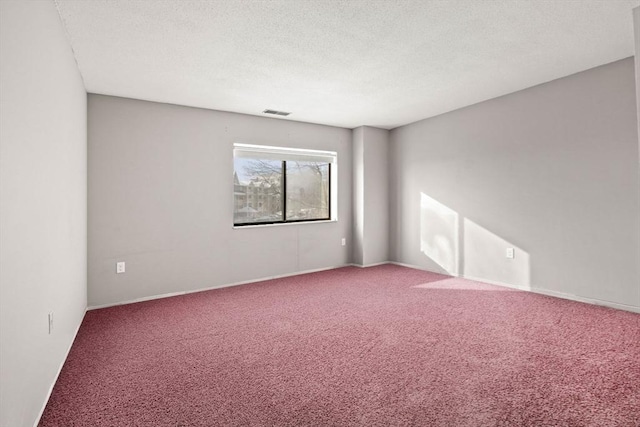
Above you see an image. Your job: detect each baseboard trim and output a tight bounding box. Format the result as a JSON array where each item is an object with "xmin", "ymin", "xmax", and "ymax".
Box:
[
  {"xmin": 388, "ymin": 261, "xmax": 640, "ymax": 314},
  {"xmin": 388, "ymin": 261, "xmax": 430, "ymax": 270},
  {"xmin": 34, "ymin": 307, "xmax": 87, "ymax": 427},
  {"xmin": 87, "ymin": 264, "xmax": 355, "ymax": 310},
  {"xmin": 462, "ymin": 273, "xmax": 640, "ymax": 313},
  {"xmin": 350, "ymin": 261, "xmax": 391, "ymax": 268},
  {"xmin": 88, "ymin": 260, "xmax": 640, "ymax": 313}
]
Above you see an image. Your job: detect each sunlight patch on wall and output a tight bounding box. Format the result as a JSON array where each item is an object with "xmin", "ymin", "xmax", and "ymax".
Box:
[
  {"xmin": 420, "ymin": 193, "xmax": 459, "ymax": 275},
  {"xmin": 419, "ymin": 192, "xmax": 531, "ymax": 289}
]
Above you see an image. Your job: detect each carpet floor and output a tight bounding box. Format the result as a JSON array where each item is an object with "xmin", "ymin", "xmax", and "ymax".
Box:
[{"xmin": 40, "ymin": 265, "xmax": 640, "ymax": 426}]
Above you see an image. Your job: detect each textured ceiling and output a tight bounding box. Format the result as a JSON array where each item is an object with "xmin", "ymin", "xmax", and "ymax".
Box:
[{"xmin": 54, "ymin": 0, "xmax": 640, "ymax": 129}]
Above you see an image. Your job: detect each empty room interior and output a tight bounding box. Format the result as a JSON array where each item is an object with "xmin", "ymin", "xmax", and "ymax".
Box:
[{"xmin": 2, "ymin": 0, "xmax": 640, "ymax": 426}]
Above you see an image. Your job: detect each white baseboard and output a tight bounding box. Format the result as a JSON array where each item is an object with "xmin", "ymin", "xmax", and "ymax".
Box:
[
  {"xmin": 461, "ymin": 273, "xmax": 640, "ymax": 313},
  {"xmin": 87, "ymin": 264, "xmax": 354, "ymax": 310},
  {"xmin": 34, "ymin": 308, "xmax": 87, "ymax": 427},
  {"xmin": 388, "ymin": 261, "xmax": 640, "ymax": 314},
  {"xmin": 350, "ymin": 261, "xmax": 391, "ymax": 268},
  {"xmin": 388, "ymin": 261, "xmax": 431, "ymax": 270},
  {"xmin": 510, "ymin": 283, "xmax": 640, "ymax": 313},
  {"xmin": 89, "ymin": 260, "xmax": 640, "ymax": 313}
]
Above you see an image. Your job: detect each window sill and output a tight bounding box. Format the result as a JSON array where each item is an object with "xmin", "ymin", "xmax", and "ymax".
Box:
[{"xmin": 233, "ymin": 219, "xmax": 337, "ymax": 229}]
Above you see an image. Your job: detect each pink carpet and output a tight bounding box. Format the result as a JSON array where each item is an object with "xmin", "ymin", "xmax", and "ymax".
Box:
[{"xmin": 40, "ymin": 265, "xmax": 640, "ymax": 426}]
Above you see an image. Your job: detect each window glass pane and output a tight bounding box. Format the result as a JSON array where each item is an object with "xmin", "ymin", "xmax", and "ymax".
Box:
[
  {"xmin": 286, "ymin": 161, "xmax": 329, "ymax": 221},
  {"xmin": 234, "ymin": 158, "xmax": 283, "ymax": 224}
]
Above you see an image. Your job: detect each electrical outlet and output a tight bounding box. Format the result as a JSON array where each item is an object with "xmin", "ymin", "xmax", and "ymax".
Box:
[
  {"xmin": 341, "ymin": 238, "xmax": 346, "ymax": 246},
  {"xmin": 506, "ymin": 248, "xmax": 515, "ymax": 259},
  {"xmin": 48, "ymin": 312, "xmax": 53, "ymax": 334},
  {"xmin": 116, "ymin": 261, "xmax": 126, "ymax": 274}
]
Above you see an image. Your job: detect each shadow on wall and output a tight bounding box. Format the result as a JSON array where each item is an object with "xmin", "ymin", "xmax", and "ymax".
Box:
[{"xmin": 420, "ymin": 193, "xmax": 531, "ymax": 289}]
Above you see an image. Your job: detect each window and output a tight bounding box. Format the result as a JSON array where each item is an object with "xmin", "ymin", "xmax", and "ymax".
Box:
[{"xmin": 233, "ymin": 144, "xmax": 336, "ymax": 226}]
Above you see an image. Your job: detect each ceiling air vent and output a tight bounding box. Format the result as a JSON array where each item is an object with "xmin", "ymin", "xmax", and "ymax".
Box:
[{"xmin": 263, "ymin": 109, "xmax": 291, "ymax": 116}]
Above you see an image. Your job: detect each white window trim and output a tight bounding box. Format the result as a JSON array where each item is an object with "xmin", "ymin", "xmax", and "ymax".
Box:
[{"xmin": 232, "ymin": 143, "xmax": 338, "ymax": 228}]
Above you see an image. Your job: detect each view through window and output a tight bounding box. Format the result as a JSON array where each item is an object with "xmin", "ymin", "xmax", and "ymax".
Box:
[{"xmin": 233, "ymin": 145, "xmax": 334, "ymax": 226}]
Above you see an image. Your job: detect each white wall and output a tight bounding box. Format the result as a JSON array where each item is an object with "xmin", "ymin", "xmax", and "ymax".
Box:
[
  {"xmin": 0, "ymin": 2, "xmax": 88, "ymax": 426},
  {"xmin": 88, "ymin": 95, "xmax": 352, "ymax": 307},
  {"xmin": 389, "ymin": 58, "xmax": 640, "ymax": 311}
]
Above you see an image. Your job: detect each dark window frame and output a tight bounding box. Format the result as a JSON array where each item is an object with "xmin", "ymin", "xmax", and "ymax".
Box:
[{"xmin": 234, "ymin": 160, "xmax": 332, "ymax": 227}]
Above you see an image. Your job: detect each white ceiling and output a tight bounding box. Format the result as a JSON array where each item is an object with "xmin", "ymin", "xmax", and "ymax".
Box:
[{"xmin": 54, "ymin": 0, "xmax": 640, "ymax": 130}]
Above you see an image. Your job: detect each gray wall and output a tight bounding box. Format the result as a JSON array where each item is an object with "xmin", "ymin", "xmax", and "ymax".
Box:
[
  {"xmin": 634, "ymin": 7, "xmax": 640, "ymax": 306},
  {"xmin": 352, "ymin": 126, "xmax": 390, "ymax": 266},
  {"xmin": 88, "ymin": 95, "xmax": 352, "ymax": 307},
  {"xmin": 362, "ymin": 127, "xmax": 389, "ymax": 266},
  {"xmin": 390, "ymin": 58, "xmax": 640, "ymax": 311},
  {"xmin": 352, "ymin": 127, "xmax": 365, "ymax": 265},
  {"xmin": 0, "ymin": 2, "xmax": 88, "ymax": 427}
]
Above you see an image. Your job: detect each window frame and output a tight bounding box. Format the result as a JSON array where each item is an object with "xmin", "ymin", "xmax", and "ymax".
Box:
[{"xmin": 233, "ymin": 144, "xmax": 336, "ymax": 227}]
